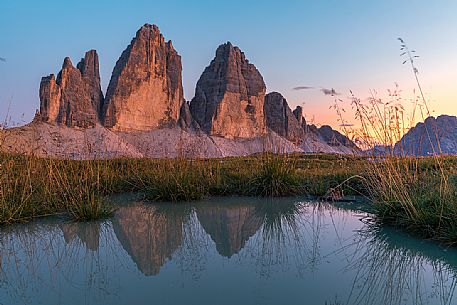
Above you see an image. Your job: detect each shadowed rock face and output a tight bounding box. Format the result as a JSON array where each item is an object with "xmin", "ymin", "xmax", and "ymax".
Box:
[
  {"xmin": 76, "ymin": 50, "xmax": 104, "ymax": 117},
  {"xmin": 264, "ymin": 92, "xmax": 305, "ymax": 144},
  {"xmin": 39, "ymin": 50, "xmax": 103, "ymax": 128},
  {"xmin": 317, "ymin": 125, "xmax": 357, "ymax": 148},
  {"xmin": 394, "ymin": 115, "xmax": 457, "ymax": 156},
  {"xmin": 178, "ymin": 101, "xmax": 199, "ymax": 130},
  {"xmin": 293, "ymin": 106, "xmax": 306, "ymax": 129},
  {"xmin": 103, "ymin": 24, "xmax": 184, "ymax": 131},
  {"xmin": 190, "ymin": 42, "xmax": 266, "ymax": 138},
  {"xmin": 112, "ymin": 204, "xmax": 184, "ymax": 276},
  {"xmin": 196, "ymin": 204, "xmax": 262, "ymax": 257}
]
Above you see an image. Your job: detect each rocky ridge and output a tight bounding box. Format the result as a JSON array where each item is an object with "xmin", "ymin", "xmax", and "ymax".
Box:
[
  {"xmin": 1, "ymin": 23, "xmax": 359, "ymax": 159},
  {"xmin": 394, "ymin": 115, "xmax": 457, "ymax": 156}
]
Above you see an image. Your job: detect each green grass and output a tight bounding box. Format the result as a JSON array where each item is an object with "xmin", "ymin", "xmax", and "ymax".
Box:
[
  {"xmin": 367, "ymin": 158, "xmax": 457, "ymax": 245},
  {"xmin": 0, "ymin": 153, "xmax": 366, "ymax": 224},
  {"xmin": 142, "ymin": 159, "xmax": 219, "ymax": 202},
  {"xmin": 2, "ymin": 151, "xmax": 457, "ymax": 245},
  {"xmin": 244, "ymin": 154, "xmax": 302, "ymax": 197}
]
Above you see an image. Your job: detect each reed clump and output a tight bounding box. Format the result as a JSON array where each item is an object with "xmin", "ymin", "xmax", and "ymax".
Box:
[
  {"xmin": 50, "ymin": 160, "xmax": 115, "ymax": 221},
  {"xmin": 245, "ymin": 153, "xmax": 303, "ymax": 197},
  {"xmin": 340, "ymin": 89, "xmax": 457, "ymax": 244},
  {"xmin": 142, "ymin": 158, "xmax": 220, "ymax": 202},
  {"xmin": 368, "ymin": 159, "xmax": 457, "ymax": 244},
  {"xmin": 0, "ymin": 154, "xmax": 115, "ymax": 223},
  {"xmin": 0, "ymin": 155, "xmax": 39, "ymax": 224}
]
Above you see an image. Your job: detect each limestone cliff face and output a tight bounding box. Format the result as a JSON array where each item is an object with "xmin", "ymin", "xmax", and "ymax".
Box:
[
  {"xmin": 103, "ymin": 24, "xmax": 184, "ymax": 131},
  {"xmin": 292, "ymin": 106, "xmax": 307, "ymax": 130},
  {"xmin": 196, "ymin": 204, "xmax": 262, "ymax": 257},
  {"xmin": 112, "ymin": 204, "xmax": 184, "ymax": 276},
  {"xmin": 190, "ymin": 42, "xmax": 266, "ymax": 139},
  {"xmin": 76, "ymin": 50, "xmax": 104, "ymax": 116},
  {"xmin": 264, "ymin": 92, "xmax": 304, "ymax": 144},
  {"xmin": 39, "ymin": 50, "xmax": 103, "ymax": 128}
]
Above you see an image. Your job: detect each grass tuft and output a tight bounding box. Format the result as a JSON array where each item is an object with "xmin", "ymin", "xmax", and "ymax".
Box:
[
  {"xmin": 142, "ymin": 159, "xmax": 218, "ymax": 202},
  {"xmin": 245, "ymin": 154, "xmax": 303, "ymax": 197}
]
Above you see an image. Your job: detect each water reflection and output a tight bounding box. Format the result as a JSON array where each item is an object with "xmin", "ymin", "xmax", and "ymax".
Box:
[
  {"xmin": 344, "ymin": 224, "xmax": 457, "ymax": 305},
  {"xmin": 195, "ymin": 199, "xmax": 262, "ymax": 257},
  {"xmin": 0, "ymin": 196, "xmax": 456, "ymax": 305},
  {"xmin": 61, "ymin": 221, "xmax": 101, "ymax": 251},
  {"xmin": 112, "ymin": 203, "xmax": 189, "ymax": 276}
]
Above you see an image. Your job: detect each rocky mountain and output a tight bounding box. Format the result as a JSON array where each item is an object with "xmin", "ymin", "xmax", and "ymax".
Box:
[
  {"xmin": 314, "ymin": 125, "xmax": 357, "ymax": 148},
  {"xmin": 264, "ymin": 92, "xmax": 305, "ymax": 144},
  {"xmin": 394, "ymin": 115, "xmax": 457, "ymax": 156},
  {"xmin": 1, "ymin": 23, "xmax": 360, "ymax": 158},
  {"xmin": 77, "ymin": 50, "xmax": 104, "ymax": 117},
  {"xmin": 190, "ymin": 42, "xmax": 266, "ymax": 138},
  {"xmin": 263, "ymin": 92, "xmax": 357, "ymax": 151},
  {"xmin": 103, "ymin": 24, "xmax": 184, "ymax": 131},
  {"xmin": 39, "ymin": 50, "xmax": 103, "ymax": 128}
]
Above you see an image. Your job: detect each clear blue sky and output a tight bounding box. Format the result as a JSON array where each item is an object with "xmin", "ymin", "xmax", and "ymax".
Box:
[{"xmin": 1, "ymin": 0, "xmax": 457, "ymax": 127}]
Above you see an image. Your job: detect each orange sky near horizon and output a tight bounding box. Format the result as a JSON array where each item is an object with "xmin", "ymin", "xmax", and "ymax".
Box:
[{"xmin": 281, "ymin": 60, "xmax": 457, "ymax": 136}]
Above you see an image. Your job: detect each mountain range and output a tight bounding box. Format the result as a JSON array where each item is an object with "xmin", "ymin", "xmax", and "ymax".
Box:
[{"xmin": 0, "ymin": 23, "xmax": 369, "ymax": 159}]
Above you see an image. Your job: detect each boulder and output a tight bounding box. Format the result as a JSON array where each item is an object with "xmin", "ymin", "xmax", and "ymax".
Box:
[
  {"xmin": 190, "ymin": 42, "xmax": 266, "ymax": 138},
  {"xmin": 103, "ymin": 24, "xmax": 184, "ymax": 131}
]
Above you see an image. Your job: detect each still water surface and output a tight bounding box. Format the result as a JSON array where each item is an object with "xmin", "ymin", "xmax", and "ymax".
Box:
[{"xmin": 0, "ymin": 195, "xmax": 456, "ymax": 305}]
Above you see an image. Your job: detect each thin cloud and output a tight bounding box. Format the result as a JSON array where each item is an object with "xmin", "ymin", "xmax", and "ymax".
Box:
[
  {"xmin": 339, "ymin": 123, "xmax": 354, "ymax": 127},
  {"xmin": 293, "ymin": 86, "xmax": 315, "ymax": 90},
  {"xmin": 321, "ymin": 88, "xmax": 340, "ymax": 96}
]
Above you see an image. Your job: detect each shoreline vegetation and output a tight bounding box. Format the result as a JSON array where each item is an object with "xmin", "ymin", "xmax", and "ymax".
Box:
[
  {"xmin": 1, "ymin": 151, "xmax": 457, "ymax": 245},
  {"xmin": 0, "ymin": 152, "xmax": 366, "ymax": 223}
]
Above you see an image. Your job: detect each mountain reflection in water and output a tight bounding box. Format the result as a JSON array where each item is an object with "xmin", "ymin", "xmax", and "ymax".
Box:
[{"xmin": 0, "ymin": 196, "xmax": 456, "ymax": 305}]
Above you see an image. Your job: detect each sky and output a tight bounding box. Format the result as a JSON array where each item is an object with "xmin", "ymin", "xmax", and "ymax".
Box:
[{"xmin": 1, "ymin": 0, "xmax": 457, "ymax": 129}]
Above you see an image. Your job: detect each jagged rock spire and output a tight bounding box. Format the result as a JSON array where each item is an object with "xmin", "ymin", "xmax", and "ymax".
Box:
[
  {"xmin": 102, "ymin": 24, "xmax": 184, "ymax": 131},
  {"xmin": 190, "ymin": 42, "xmax": 266, "ymax": 138},
  {"xmin": 39, "ymin": 50, "xmax": 103, "ymax": 128}
]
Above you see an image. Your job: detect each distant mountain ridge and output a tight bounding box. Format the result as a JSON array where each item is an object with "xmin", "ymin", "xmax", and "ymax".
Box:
[{"xmin": 395, "ymin": 115, "xmax": 457, "ymax": 156}]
